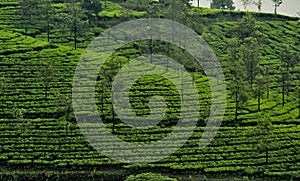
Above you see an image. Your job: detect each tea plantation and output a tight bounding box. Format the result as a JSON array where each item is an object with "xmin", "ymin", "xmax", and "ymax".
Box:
[{"xmin": 0, "ymin": 0, "xmax": 299, "ymax": 180}]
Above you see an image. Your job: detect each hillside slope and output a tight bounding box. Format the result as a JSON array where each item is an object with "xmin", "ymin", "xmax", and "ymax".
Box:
[{"xmin": 0, "ymin": 0, "xmax": 299, "ymax": 180}]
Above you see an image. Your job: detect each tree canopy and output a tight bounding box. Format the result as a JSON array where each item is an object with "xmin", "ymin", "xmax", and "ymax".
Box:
[{"xmin": 211, "ymin": 0, "xmax": 235, "ymax": 10}]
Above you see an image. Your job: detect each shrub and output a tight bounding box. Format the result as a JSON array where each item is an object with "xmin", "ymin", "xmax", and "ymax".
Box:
[{"xmin": 125, "ymin": 172, "xmax": 177, "ymax": 181}]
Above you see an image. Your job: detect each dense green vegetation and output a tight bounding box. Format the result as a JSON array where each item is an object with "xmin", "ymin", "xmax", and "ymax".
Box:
[{"xmin": 0, "ymin": 0, "xmax": 299, "ymax": 180}]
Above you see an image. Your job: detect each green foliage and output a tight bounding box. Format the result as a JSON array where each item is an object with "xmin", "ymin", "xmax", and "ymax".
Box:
[
  {"xmin": 17, "ymin": 0, "xmax": 40, "ymax": 32},
  {"xmin": 39, "ymin": 59, "xmax": 55, "ymax": 98},
  {"xmin": 242, "ymin": 36, "xmax": 260, "ymax": 88},
  {"xmin": 249, "ymin": 115, "xmax": 278, "ymax": 166},
  {"xmin": 0, "ymin": 0, "xmax": 299, "ymax": 180},
  {"xmin": 253, "ymin": 73, "xmax": 265, "ymax": 111},
  {"xmin": 227, "ymin": 37, "xmax": 249, "ymax": 124},
  {"xmin": 81, "ymin": 0, "xmax": 102, "ymax": 17},
  {"xmin": 233, "ymin": 14, "xmax": 257, "ymax": 41},
  {"xmin": 211, "ymin": 0, "xmax": 235, "ymax": 10},
  {"xmin": 125, "ymin": 172, "xmax": 177, "ymax": 181},
  {"xmin": 11, "ymin": 107, "xmax": 26, "ymax": 119},
  {"xmin": 98, "ymin": 1, "xmax": 146, "ymax": 18}
]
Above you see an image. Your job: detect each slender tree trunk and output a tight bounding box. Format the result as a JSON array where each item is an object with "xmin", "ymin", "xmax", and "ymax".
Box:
[
  {"xmin": 111, "ymin": 94, "xmax": 115, "ymax": 134},
  {"xmin": 47, "ymin": 19, "xmax": 50, "ymax": 42},
  {"xmin": 61, "ymin": 28, "xmax": 64, "ymax": 44},
  {"xmin": 138, "ymin": 41, "xmax": 141, "ymax": 56},
  {"xmin": 266, "ymin": 67, "xmax": 269, "ymax": 99},
  {"xmin": 258, "ymin": 88, "xmax": 261, "ymax": 111},
  {"xmin": 74, "ymin": 7, "xmax": 77, "ymax": 50},
  {"xmin": 286, "ymin": 66, "xmax": 289, "ymax": 96},
  {"xmin": 282, "ymin": 71, "xmax": 285, "ymax": 107},
  {"xmin": 166, "ymin": 44, "xmax": 169, "ymax": 70},
  {"xmin": 235, "ymin": 89, "xmax": 238, "ymax": 123},
  {"xmin": 181, "ymin": 70, "xmax": 184, "ymax": 103},
  {"xmin": 298, "ymin": 100, "xmax": 300, "ymax": 118},
  {"xmin": 45, "ymin": 83, "xmax": 48, "ymax": 98},
  {"xmin": 74, "ymin": 26, "xmax": 77, "ymax": 49},
  {"xmin": 234, "ymin": 70, "xmax": 238, "ymax": 124},
  {"xmin": 66, "ymin": 121, "xmax": 69, "ymax": 134},
  {"xmin": 197, "ymin": 0, "xmax": 200, "ymax": 7},
  {"xmin": 266, "ymin": 149, "xmax": 268, "ymax": 167},
  {"xmin": 149, "ymin": 37, "xmax": 153, "ymax": 63},
  {"xmin": 101, "ymin": 82, "xmax": 104, "ymax": 114},
  {"xmin": 250, "ymin": 57, "xmax": 253, "ymax": 89}
]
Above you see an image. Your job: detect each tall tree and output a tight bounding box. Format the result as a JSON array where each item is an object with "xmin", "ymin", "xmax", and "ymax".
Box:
[
  {"xmin": 250, "ymin": 115, "xmax": 276, "ymax": 167},
  {"xmin": 240, "ymin": 0, "xmax": 252, "ymax": 10},
  {"xmin": 39, "ymin": 59, "xmax": 55, "ymax": 98},
  {"xmin": 279, "ymin": 45, "xmax": 297, "ymax": 106},
  {"xmin": 18, "ymin": 0, "xmax": 39, "ymax": 33},
  {"xmin": 39, "ymin": 0, "xmax": 55, "ymax": 42},
  {"xmin": 211, "ymin": 0, "xmax": 235, "ymax": 10},
  {"xmin": 234, "ymin": 15, "xmax": 261, "ymax": 89},
  {"xmin": 54, "ymin": 13, "xmax": 70, "ymax": 44},
  {"xmin": 228, "ymin": 38, "xmax": 249, "ymax": 124},
  {"xmin": 254, "ymin": 73, "xmax": 265, "ymax": 111},
  {"xmin": 234, "ymin": 14, "xmax": 257, "ymax": 41},
  {"xmin": 271, "ymin": 0, "xmax": 282, "ymax": 15},
  {"xmin": 81, "ymin": 0, "xmax": 102, "ymax": 25},
  {"xmin": 67, "ymin": 0, "xmax": 88, "ymax": 49},
  {"xmin": 242, "ymin": 37, "xmax": 260, "ymax": 88},
  {"xmin": 57, "ymin": 93, "xmax": 75, "ymax": 133},
  {"xmin": 253, "ymin": 0, "xmax": 262, "ymax": 12},
  {"xmin": 101, "ymin": 56, "xmax": 122, "ymax": 133},
  {"xmin": 12, "ymin": 107, "xmax": 27, "ymax": 136},
  {"xmin": 280, "ymin": 67, "xmax": 288, "ymax": 107},
  {"xmin": 265, "ymin": 67, "xmax": 270, "ymax": 99}
]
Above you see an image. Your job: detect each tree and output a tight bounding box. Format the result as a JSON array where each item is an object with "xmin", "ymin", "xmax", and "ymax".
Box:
[
  {"xmin": 39, "ymin": 59, "xmax": 55, "ymax": 98},
  {"xmin": 129, "ymin": 0, "xmax": 147, "ymax": 10},
  {"xmin": 254, "ymin": 73, "xmax": 265, "ymax": 111},
  {"xmin": 234, "ymin": 14, "xmax": 257, "ymax": 41},
  {"xmin": 271, "ymin": 0, "xmax": 282, "ymax": 15},
  {"xmin": 67, "ymin": 0, "xmax": 88, "ymax": 49},
  {"xmin": 242, "ymin": 37, "xmax": 260, "ymax": 88},
  {"xmin": 250, "ymin": 115, "xmax": 277, "ymax": 167},
  {"xmin": 39, "ymin": 0, "xmax": 55, "ymax": 42},
  {"xmin": 240, "ymin": 0, "xmax": 252, "ymax": 10},
  {"xmin": 99, "ymin": 76, "xmax": 106, "ymax": 115},
  {"xmin": 228, "ymin": 38, "xmax": 249, "ymax": 124},
  {"xmin": 81, "ymin": 0, "xmax": 102, "ymax": 25},
  {"xmin": 101, "ymin": 57, "xmax": 122, "ymax": 134},
  {"xmin": 18, "ymin": 0, "xmax": 39, "ymax": 33},
  {"xmin": 279, "ymin": 45, "xmax": 297, "ymax": 106},
  {"xmin": 12, "ymin": 107, "xmax": 27, "ymax": 136},
  {"xmin": 57, "ymin": 93, "xmax": 75, "ymax": 133},
  {"xmin": 54, "ymin": 12, "xmax": 70, "ymax": 44},
  {"xmin": 253, "ymin": 0, "xmax": 262, "ymax": 12},
  {"xmin": 265, "ymin": 67, "xmax": 270, "ymax": 99},
  {"xmin": 280, "ymin": 67, "xmax": 289, "ymax": 107},
  {"xmin": 233, "ymin": 15, "xmax": 261, "ymax": 89},
  {"xmin": 211, "ymin": 0, "xmax": 235, "ymax": 10}
]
